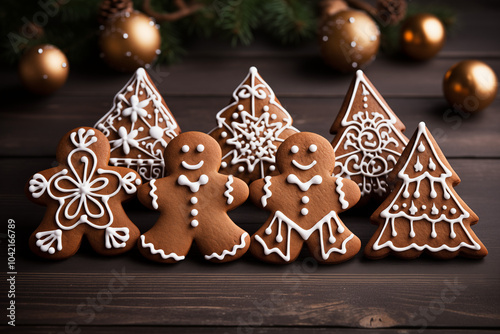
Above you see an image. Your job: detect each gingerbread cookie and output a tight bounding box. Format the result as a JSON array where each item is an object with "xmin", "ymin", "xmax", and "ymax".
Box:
[
  {"xmin": 249, "ymin": 132, "xmax": 361, "ymax": 264},
  {"xmin": 331, "ymin": 70, "xmax": 408, "ymax": 204},
  {"xmin": 26, "ymin": 127, "xmax": 142, "ymax": 259},
  {"xmin": 209, "ymin": 66, "xmax": 300, "ymax": 184},
  {"xmin": 137, "ymin": 131, "xmax": 250, "ymax": 263},
  {"xmin": 95, "ymin": 67, "xmax": 181, "ymax": 181},
  {"xmin": 365, "ymin": 122, "xmax": 488, "ymax": 259}
]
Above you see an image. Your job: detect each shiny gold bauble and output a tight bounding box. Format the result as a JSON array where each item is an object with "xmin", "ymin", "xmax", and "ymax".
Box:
[
  {"xmin": 18, "ymin": 44, "xmax": 69, "ymax": 95},
  {"xmin": 99, "ymin": 10, "xmax": 161, "ymax": 72},
  {"xmin": 443, "ymin": 60, "xmax": 498, "ymax": 113},
  {"xmin": 400, "ymin": 13, "xmax": 445, "ymax": 60},
  {"xmin": 320, "ymin": 10, "xmax": 380, "ymax": 72}
]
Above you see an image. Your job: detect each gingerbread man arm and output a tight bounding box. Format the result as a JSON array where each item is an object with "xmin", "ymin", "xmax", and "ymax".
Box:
[
  {"xmin": 25, "ymin": 167, "xmax": 61, "ymax": 206},
  {"xmin": 249, "ymin": 176, "xmax": 274, "ymax": 210},
  {"xmin": 138, "ymin": 180, "xmax": 160, "ymax": 211},
  {"xmin": 224, "ymin": 175, "xmax": 249, "ymax": 210},
  {"xmin": 332, "ymin": 176, "xmax": 361, "ymax": 213}
]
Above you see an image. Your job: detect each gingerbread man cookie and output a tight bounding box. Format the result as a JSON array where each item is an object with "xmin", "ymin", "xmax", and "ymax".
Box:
[
  {"xmin": 26, "ymin": 127, "xmax": 142, "ymax": 259},
  {"xmin": 249, "ymin": 132, "xmax": 361, "ymax": 264},
  {"xmin": 137, "ymin": 132, "xmax": 250, "ymax": 263}
]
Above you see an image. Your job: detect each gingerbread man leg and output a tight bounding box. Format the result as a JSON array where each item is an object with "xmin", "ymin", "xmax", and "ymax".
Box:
[
  {"xmin": 195, "ymin": 217, "xmax": 250, "ymax": 263},
  {"xmin": 305, "ymin": 223, "xmax": 361, "ymax": 264},
  {"xmin": 250, "ymin": 214, "xmax": 305, "ymax": 264},
  {"xmin": 29, "ymin": 213, "xmax": 85, "ymax": 260},
  {"xmin": 137, "ymin": 223, "xmax": 193, "ymax": 263}
]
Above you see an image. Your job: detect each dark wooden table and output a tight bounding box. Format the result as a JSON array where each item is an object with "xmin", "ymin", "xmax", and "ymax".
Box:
[{"xmin": 1, "ymin": 0, "xmax": 500, "ymax": 332}]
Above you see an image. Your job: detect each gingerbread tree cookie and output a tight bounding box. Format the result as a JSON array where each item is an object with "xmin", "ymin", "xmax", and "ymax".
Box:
[
  {"xmin": 331, "ymin": 70, "xmax": 408, "ymax": 204},
  {"xmin": 209, "ymin": 66, "xmax": 300, "ymax": 184},
  {"xmin": 249, "ymin": 132, "xmax": 361, "ymax": 264},
  {"xmin": 137, "ymin": 132, "xmax": 250, "ymax": 263},
  {"xmin": 26, "ymin": 127, "xmax": 142, "ymax": 259},
  {"xmin": 365, "ymin": 122, "xmax": 488, "ymax": 259},
  {"xmin": 95, "ymin": 67, "xmax": 181, "ymax": 181}
]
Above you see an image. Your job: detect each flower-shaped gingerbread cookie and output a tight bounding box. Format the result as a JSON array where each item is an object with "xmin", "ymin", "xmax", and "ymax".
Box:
[
  {"xmin": 249, "ymin": 132, "xmax": 361, "ymax": 264},
  {"xmin": 26, "ymin": 127, "xmax": 142, "ymax": 259},
  {"xmin": 137, "ymin": 131, "xmax": 250, "ymax": 263}
]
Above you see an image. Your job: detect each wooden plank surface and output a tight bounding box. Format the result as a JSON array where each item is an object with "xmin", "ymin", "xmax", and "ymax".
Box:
[{"xmin": 1, "ymin": 0, "xmax": 499, "ymax": 331}]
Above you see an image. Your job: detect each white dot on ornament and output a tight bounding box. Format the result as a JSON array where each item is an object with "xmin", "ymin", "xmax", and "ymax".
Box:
[
  {"xmin": 125, "ymin": 11, "xmax": 130, "ymax": 17},
  {"xmin": 182, "ymin": 145, "xmax": 190, "ymax": 153},
  {"xmin": 392, "ymin": 204, "xmax": 399, "ymax": 210},
  {"xmin": 149, "ymin": 126, "xmax": 163, "ymax": 139},
  {"xmin": 363, "ymin": 97, "xmax": 368, "ymax": 102},
  {"xmin": 271, "ymin": 114, "xmax": 277, "ymax": 120},
  {"xmin": 232, "ymin": 113, "xmax": 238, "ymax": 119},
  {"xmin": 159, "ymin": 118, "xmax": 163, "ymax": 122},
  {"xmin": 363, "ymin": 104, "xmax": 368, "ymax": 108},
  {"xmin": 402, "ymin": 203, "xmax": 407, "ymax": 208},
  {"xmin": 352, "ymin": 62, "xmax": 358, "ymax": 68},
  {"xmin": 370, "ymin": 35, "xmax": 377, "ymax": 41},
  {"xmin": 99, "ymin": 25, "xmax": 105, "ymax": 30},
  {"xmin": 263, "ymin": 106, "xmax": 269, "ymax": 112},
  {"xmin": 351, "ymin": 41, "xmax": 356, "ymax": 47},
  {"xmin": 238, "ymin": 166, "xmax": 244, "ymax": 173},
  {"xmin": 238, "ymin": 105, "xmax": 244, "ymax": 111},
  {"xmin": 142, "ymin": 141, "xmax": 146, "ymax": 145},
  {"xmin": 138, "ymin": 154, "xmax": 141, "ymax": 158},
  {"xmin": 139, "ymin": 90, "xmax": 144, "ymax": 95},
  {"xmin": 38, "ymin": 48, "xmax": 43, "ymax": 54},
  {"xmin": 149, "ymin": 21, "xmax": 154, "ymax": 26},
  {"xmin": 62, "ymin": 63, "xmax": 67, "ymax": 68},
  {"xmin": 155, "ymin": 24, "xmax": 160, "ymax": 29},
  {"xmin": 156, "ymin": 49, "xmax": 161, "ymax": 55},
  {"xmin": 221, "ymin": 162, "xmax": 227, "ymax": 168},
  {"xmin": 123, "ymin": 33, "xmax": 128, "ymax": 39},
  {"xmin": 238, "ymin": 134, "xmax": 243, "ymax": 139},
  {"xmin": 145, "ymin": 64, "xmax": 151, "ymax": 69},
  {"xmin": 43, "ymin": 75, "xmax": 48, "ymax": 80},
  {"xmin": 221, "ymin": 132, "xmax": 227, "ymax": 138},
  {"xmin": 322, "ymin": 36, "xmax": 328, "ymax": 42},
  {"xmin": 450, "ymin": 208, "xmax": 457, "ymax": 214},
  {"xmin": 118, "ymin": 117, "xmax": 122, "ymax": 121},
  {"xmin": 125, "ymin": 51, "xmax": 131, "ymax": 57},
  {"xmin": 421, "ymin": 205, "xmax": 427, "ymax": 210},
  {"xmin": 349, "ymin": 17, "xmax": 355, "ymax": 23},
  {"xmin": 148, "ymin": 115, "xmax": 152, "ymax": 119},
  {"xmin": 442, "ymin": 205, "xmax": 447, "ymax": 210}
]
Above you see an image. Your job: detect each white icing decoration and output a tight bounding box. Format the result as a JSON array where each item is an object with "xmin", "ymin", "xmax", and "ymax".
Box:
[
  {"xmin": 191, "ymin": 220, "xmax": 199, "ymax": 227},
  {"xmin": 190, "ymin": 197, "xmax": 198, "ymax": 204},
  {"xmin": 261, "ymin": 176, "xmax": 273, "ymax": 207},
  {"xmin": 181, "ymin": 160, "xmax": 204, "ymax": 170},
  {"xmin": 214, "ymin": 67, "xmax": 299, "ymax": 179},
  {"xmin": 29, "ymin": 128, "xmax": 140, "ymax": 233},
  {"xmin": 177, "ymin": 174, "xmax": 209, "ymax": 192},
  {"xmin": 94, "ymin": 68, "xmax": 179, "ymax": 181},
  {"xmin": 182, "ymin": 145, "xmax": 190, "ymax": 153},
  {"xmin": 221, "ymin": 132, "xmax": 227, "ymax": 138},
  {"xmin": 409, "ymin": 201, "xmax": 418, "ymax": 215},
  {"xmin": 269, "ymin": 165, "xmax": 276, "ymax": 171},
  {"xmin": 238, "ymin": 166, "xmax": 245, "ymax": 173},
  {"xmin": 291, "ymin": 145, "xmax": 299, "ymax": 154},
  {"xmin": 428, "ymin": 158, "xmax": 436, "ymax": 171},
  {"xmin": 309, "ymin": 144, "xmax": 317, "ymax": 152},
  {"xmin": 191, "ymin": 209, "xmax": 198, "ymax": 217},
  {"xmin": 105, "ymin": 227, "xmax": 130, "ymax": 249},
  {"xmin": 196, "ymin": 144, "xmax": 204, "ymax": 152},
  {"xmin": 414, "ymin": 156, "xmax": 423, "ymax": 172},
  {"xmin": 418, "ymin": 141, "xmax": 425, "ymax": 152},
  {"xmin": 224, "ymin": 175, "xmax": 234, "ymax": 205},
  {"xmin": 332, "ymin": 70, "xmax": 408, "ymax": 197},
  {"xmin": 255, "ymin": 211, "xmax": 354, "ymax": 261},
  {"xmin": 374, "ymin": 122, "xmax": 481, "ymax": 253},
  {"xmin": 286, "ymin": 174, "xmax": 322, "ymax": 191},
  {"xmin": 204, "ymin": 232, "xmax": 249, "ymax": 260},
  {"xmin": 301, "ymin": 208, "xmax": 308, "ymax": 216},
  {"xmin": 291, "ymin": 159, "xmax": 317, "ymax": 171},
  {"xmin": 35, "ymin": 229, "xmax": 62, "ymax": 254},
  {"xmin": 450, "ymin": 208, "xmax": 457, "ymax": 214},
  {"xmin": 301, "ymin": 196, "xmax": 309, "ymax": 204},
  {"xmin": 335, "ymin": 178, "xmax": 349, "ymax": 209},
  {"xmin": 140, "ymin": 235, "xmax": 185, "ymax": 261},
  {"xmin": 149, "ymin": 179, "xmax": 159, "ymax": 209},
  {"xmin": 221, "ymin": 162, "xmax": 228, "ymax": 168}
]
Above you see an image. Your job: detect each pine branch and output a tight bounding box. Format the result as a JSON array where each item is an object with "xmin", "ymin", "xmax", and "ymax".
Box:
[{"xmin": 215, "ymin": 0, "xmax": 263, "ymax": 46}]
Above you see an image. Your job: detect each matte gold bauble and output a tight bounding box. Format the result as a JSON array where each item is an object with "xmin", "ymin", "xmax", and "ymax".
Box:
[
  {"xmin": 18, "ymin": 44, "xmax": 69, "ymax": 95},
  {"xmin": 443, "ymin": 60, "xmax": 498, "ymax": 113},
  {"xmin": 320, "ymin": 10, "xmax": 380, "ymax": 72},
  {"xmin": 99, "ymin": 10, "xmax": 161, "ymax": 72},
  {"xmin": 401, "ymin": 13, "xmax": 445, "ymax": 60}
]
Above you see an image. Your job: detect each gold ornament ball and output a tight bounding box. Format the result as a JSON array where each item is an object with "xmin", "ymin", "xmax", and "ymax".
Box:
[
  {"xmin": 401, "ymin": 13, "xmax": 445, "ymax": 60},
  {"xmin": 320, "ymin": 10, "xmax": 380, "ymax": 72},
  {"xmin": 443, "ymin": 60, "xmax": 498, "ymax": 113},
  {"xmin": 18, "ymin": 44, "xmax": 69, "ymax": 95},
  {"xmin": 99, "ymin": 10, "xmax": 161, "ymax": 72}
]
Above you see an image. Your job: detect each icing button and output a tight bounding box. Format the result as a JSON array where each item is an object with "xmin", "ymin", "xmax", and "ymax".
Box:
[{"xmin": 191, "ymin": 220, "xmax": 199, "ymax": 227}]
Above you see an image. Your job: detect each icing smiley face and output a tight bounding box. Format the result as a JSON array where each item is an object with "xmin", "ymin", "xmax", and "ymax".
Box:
[
  {"xmin": 164, "ymin": 133, "xmax": 222, "ymax": 174},
  {"xmin": 277, "ymin": 132, "xmax": 335, "ymax": 175}
]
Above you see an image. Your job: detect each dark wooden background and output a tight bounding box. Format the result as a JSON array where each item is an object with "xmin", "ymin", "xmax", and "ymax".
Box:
[{"xmin": 1, "ymin": 0, "xmax": 499, "ymax": 332}]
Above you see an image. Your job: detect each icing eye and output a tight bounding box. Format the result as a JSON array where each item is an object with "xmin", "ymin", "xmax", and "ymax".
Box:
[
  {"xmin": 308, "ymin": 144, "xmax": 317, "ymax": 153},
  {"xmin": 291, "ymin": 145, "xmax": 299, "ymax": 154},
  {"xmin": 196, "ymin": 144, "xmax": 204, "ymax": 152},
  {"xmin": 181, "ymin": 145, "xmax": 190, "ymax": 153}
]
